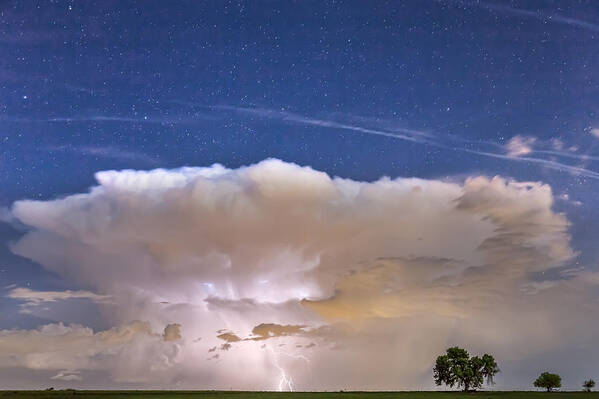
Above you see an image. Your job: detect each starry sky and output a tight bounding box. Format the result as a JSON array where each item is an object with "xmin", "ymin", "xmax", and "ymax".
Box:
[{"xmin": 1, "ymin": 0, "xmax": 599, "ymax": 391}]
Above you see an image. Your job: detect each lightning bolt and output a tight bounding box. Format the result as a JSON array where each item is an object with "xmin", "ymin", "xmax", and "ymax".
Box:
[
  {"xmin": 277, "ymin": 363, "xmax": 293, "ymax": 392},
  {"xmin": 265, "ymin": 344, "xmax": 311, "ymax": 392}
]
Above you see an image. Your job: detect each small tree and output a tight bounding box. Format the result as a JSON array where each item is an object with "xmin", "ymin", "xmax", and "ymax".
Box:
[
  {"xmin": 583, "ymin": 379, "xmax": 595, "ymax": 392},
  {"xmin": 534, "ymin": 372, "xmax": 562, "ymax": 392},
  {"xmin": 433, "ymin": 347, "xmax": 499, "ymax": 392}
]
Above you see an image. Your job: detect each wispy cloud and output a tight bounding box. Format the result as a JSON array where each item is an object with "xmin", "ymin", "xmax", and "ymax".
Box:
[
  {"xmin": 7, "ymin": 287, "xmax": 113, "ymax": 313},
  {"xmin": 532, "ymin": 149, "xmax": 599, "ymax": 163},
  {"xmin": 482, "ymin": 135, "xmax": 598, "ymax": 163},
  {"xmin": 51, "ymin": 370, "xmax": 82, "ymax": 381},
  {"xmin": 63, "ymin": 84, "xmax": 100, "ymax": 95},
  {"xmin": 474, "ymin": 1, "xmax": 599, "ymax": 33},
  {"xmin": 48, "ymin": 116, "xmax": 147, "ymax": 123},
  {"xmin": 213, "ymin": 105, "xmax": 435, "ymax": 144},
  {"xmin": 51, "ymin": 145, "xmax": 158, "ymax": 165},
  {"xmin": 505, "ymin": 135, "xmax": 536, "ymax": 157},
  {"xmin": 1, "ymin": 113, "xmax": 213, "ymax": 125},
  {"xmin": 591, "ymin": 128, "xmax": 599, "ymax": 139},
  {"xmin": 45, "ymin": 115, "xmax": 195, "ymax": 124},
  {"xmin": 0, "ymin": 115, "xmax": 147, "ymax": 123},
  {"xmin": 215, "ymin": 105, "xmax": 599, "ymax": 180},
  {"xmin": 462, "ymin": 148, "xmax": 599, "ymax": 179}
]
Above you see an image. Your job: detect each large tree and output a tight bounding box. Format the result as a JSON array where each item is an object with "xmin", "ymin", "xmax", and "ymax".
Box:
[
  {"xmin": 583, "ymin": 379, "xmax": 595, "ymax": 392},
  {"xmin": 433, "ymin": 347, "xmax": 499, "ymax": 392},
  {"xmin": 534, "ymin": 372, "xmax": 562, "ymax": 392}
]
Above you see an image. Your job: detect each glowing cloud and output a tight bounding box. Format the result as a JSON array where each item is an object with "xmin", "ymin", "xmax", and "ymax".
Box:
[{"xmin": 2, "ymin": 159, "xmax": 596, "ymax": 390}]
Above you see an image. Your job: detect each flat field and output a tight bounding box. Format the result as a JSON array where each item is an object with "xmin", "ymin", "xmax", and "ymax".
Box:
[{"xmin": 1, "ymin": 392, "xmax": 598, "ymax": 399}]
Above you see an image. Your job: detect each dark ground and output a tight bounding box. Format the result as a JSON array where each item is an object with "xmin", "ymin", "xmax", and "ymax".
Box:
[{"xmin": 1, "ymin": 391, "xmax": 598, "ymax": 399}]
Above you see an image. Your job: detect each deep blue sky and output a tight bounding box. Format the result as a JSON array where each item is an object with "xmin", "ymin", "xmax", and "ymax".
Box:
[{"xmin": 1, "ymin": 0, "xmax": 599, "ymax": 326}]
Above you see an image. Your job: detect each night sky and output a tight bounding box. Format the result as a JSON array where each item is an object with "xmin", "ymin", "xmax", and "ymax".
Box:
[{"xmin": 1, "ymin": 0, "xmax": 599, "ymax": 391}]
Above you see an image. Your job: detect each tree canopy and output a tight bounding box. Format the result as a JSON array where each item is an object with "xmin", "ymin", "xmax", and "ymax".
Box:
[
  {"xmin": 534, "ymin": 372, "xmax": 562, "ymax": 392},
  {"xmin": 583, "ymin": 379, "xmax": 595, "ymax": 392},
  {"xmin": 433, "ymin": 347, "xmax": 499, "ymax": 392}
]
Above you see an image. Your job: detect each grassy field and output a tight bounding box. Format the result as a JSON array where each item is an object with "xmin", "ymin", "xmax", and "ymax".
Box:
[{"xmin": 1, "ymin": 392, "xmax": 599, "ymax": 399}]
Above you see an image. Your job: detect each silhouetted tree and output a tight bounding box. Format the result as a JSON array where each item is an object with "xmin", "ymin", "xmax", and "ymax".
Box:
[
  {"xmin": 433, "ymin": 347, "xmax": 499, "ymax": 392},
  {"xmin": 534, "ymin": 372, "xmax": 562, "ymax": 392},
  {"xmin": 583, "ymin": 379, "xmax": 595, "ymax": 392}
]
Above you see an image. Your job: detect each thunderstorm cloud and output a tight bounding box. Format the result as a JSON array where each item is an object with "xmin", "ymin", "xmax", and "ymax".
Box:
[{"xmin": 2, "ymin": 159, "xmax": 598, "ymax": 389}]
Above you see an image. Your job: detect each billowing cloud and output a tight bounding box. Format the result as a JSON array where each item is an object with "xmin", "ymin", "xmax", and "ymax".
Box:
[
  {"xmin": 7, "ymin": 287, "xmax": 113, "ymax": 313},
  {"xmin": 0, "ymin": 321, "xmax": 182, "ymax": 384},
  {"xmin": 162, "ymin": 324, "xmax": 182, "ymax": 342},
  {"xmin": 2, "ymin": 159, "xmax": 597, "ymax": 390},
  {"xmin": 248, "ymin": 324, "xmax": 307, "ymax": 341},
  {"xmin": 506, "ymin": 135, "xmax": 537, "ymax": 156},
  {"xmin": 216, "ymin": 332, "xmax": 242, "ymax": 343}
]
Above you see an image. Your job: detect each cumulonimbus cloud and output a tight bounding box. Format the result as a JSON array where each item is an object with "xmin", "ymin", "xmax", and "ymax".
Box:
[{"xmin": 2, "ymin": 158, "xmax": 597, "ymax": 390}]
